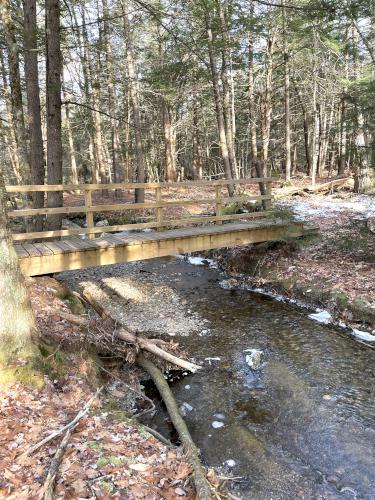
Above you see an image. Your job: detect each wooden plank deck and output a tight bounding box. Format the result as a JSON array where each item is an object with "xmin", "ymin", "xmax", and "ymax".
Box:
[{"xmin": 15, "ymin": 219, "xmax": 305, "ymax": 277}]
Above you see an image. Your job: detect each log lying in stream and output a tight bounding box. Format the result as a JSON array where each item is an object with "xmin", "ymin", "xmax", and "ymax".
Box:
[
  {"xmin": 82, "ymin": 287, "xmax": 202, "ymax": 373},
  {"xmin": 137, "ymin": 354, "xmax": 213, "ymax": 500}
]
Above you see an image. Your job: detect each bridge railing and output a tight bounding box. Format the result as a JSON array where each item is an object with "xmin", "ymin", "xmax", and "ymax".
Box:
[{"xmin": 6, "ymin": 178, "xmax": 274, "ymax": 241}]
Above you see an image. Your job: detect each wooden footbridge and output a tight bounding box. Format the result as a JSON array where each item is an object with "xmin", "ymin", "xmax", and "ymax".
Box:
[{"xmin": 6, "ymin": 179, "xmax": 308, "ymax": 277}]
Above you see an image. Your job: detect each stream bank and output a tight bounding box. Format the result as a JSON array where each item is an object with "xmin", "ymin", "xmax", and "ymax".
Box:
[
  {"xmin": 211, "ymin": 193, "xmax": 375, "ymax": 333},
  {"xmin": 57, "ymin": 255, "xmax": 375, "ymax": 500}
]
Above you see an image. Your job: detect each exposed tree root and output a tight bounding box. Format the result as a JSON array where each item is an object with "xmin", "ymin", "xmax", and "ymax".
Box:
[{"xmin": 137, "ymin": 354, "xmax": 213, "ymax": 500}]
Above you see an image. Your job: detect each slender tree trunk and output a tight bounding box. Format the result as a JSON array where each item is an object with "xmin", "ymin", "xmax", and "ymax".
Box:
[
  {"xmin": 0, "ymin": 0, "xmax": 31, "ymax": 182},
  {"xmin": 62, "ymin": 91, "xmax": 79, "ymax": 184},
  {"xmin": 282, "ymin": 0, "xmax": 291, "ymax": 181},
  {"xmin": 122, "ymin": 0, "xmax": 145, "ymax": 202},
  {"xmin": 0, "ymin": 47, "xmax": 21, "ymax": 182},
  {"xmin": 206, "ymin": 16, "xmax": 234, "ymax": 195},
  {"xmin": 310, "ymin": 30, "xmax": 319, "ymax": 186},
  {"xmin": 192, "ymin": 94, "xmax": 203, "ymax": 180},
  {"xmin": 218, "ymin": 0, "xmax": 238, "ymax": 179},
  {"xmin": 23, "ymin": 0, "xmax": 45, "ymax": 231},
  {"xmin": 45, "ymin": 0, "xmax": 63, "ymax": 231},
  {"xmin": 261, "ymin": 31, "xmax": 275, "ymax": 175},
  {"xmin": 102, "ymin": 0, "xmax": 123, "ymax": 187},
  {"xmin": 248, "ymin": 18, "xmax": 258, "ymax": 163},
  {"xmin": 162, "ymin": 101, "xmax": 177, "ymax": 182}
]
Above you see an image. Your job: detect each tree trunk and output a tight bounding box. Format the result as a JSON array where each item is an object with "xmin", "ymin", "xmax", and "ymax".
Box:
[
  {"xmin": 0, "ymin": 165, "xmax": 39, "ymax": 371},
  {"xmin": 23, "ymin": 0, "xmax": 45, "ymax": 231},
  {"xmin": 261, "ymin": 31, "xmax": 275, "ymax": 174},
  {"xmin": 62, "ymin": 93, "xmax": 79, "ymax": 184},
  {"xmin": 282, "ymin": 1, "xmax": 291, "ymax": 181},
  {"xmin": 248, "ymin": 20, "xmax": 258, "ymax": 163},
  {"xmin": 162, "ymin": 101, "xmax": 177, "ymax": 182},
  {"xmin": 102, "ymin": 0, "xmax": 123, "ymax": 187},
  {"xmin": 206, "ymin": 16, "xmax": 233, "ymax": 195},
  {"xmin": 0, "ymin": 0, "xmax": 31, "ymax": 183},
  {"xmin": 45, "ymin": 0, "xmax": 63, "ymax": 231},
  {"xmin": 122, "ymin": 0, "xmax": 145, "ymax": 202},
  {"xmin": 218, "ymin": 0, "xmax": 238, "ymax": 179},
  {"xmin": 192, "ymin": 94, "xmax": 203, "ymax": 180},
  {"xmin": 0, "ymin": 47, "xmax": 21, "ymax": 182}
]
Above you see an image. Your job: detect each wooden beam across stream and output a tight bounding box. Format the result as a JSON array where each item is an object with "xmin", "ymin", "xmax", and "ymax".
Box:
[{"xmin": 14, "ymin": 219, "xmax": 307, "ymax": 277}]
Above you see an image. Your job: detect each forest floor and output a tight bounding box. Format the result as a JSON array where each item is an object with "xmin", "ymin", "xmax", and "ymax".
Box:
[{"xmin": 0, "ymin": 278, "xmax": 197, "ymax": 499}]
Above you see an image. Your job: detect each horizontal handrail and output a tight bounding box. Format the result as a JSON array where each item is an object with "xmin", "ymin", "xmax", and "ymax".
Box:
[
  {"xmin": 5, "ymin": 177, "xmax": 277, "ymax": 193},
  {"xmin": 7, "ymin": 194, "xmax": 271, "ymax": 218},
  {"xmin": 8, "ymin": 178, "xmax": 275, "ymax": 241}
]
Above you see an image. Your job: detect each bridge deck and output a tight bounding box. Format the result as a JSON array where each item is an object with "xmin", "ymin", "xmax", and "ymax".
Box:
[{"xmin": 15, "ymin": 219, "xmax": 304, "ymax": 277}]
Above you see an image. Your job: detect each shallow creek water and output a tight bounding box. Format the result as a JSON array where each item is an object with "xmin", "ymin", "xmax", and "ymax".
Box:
[{"xmin": 59, "ymin": 257, "xmax": 375, "ymax": 499}]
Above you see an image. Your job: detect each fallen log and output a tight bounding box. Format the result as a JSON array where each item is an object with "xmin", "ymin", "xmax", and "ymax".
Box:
[
  {"xmin": 137, "ymin": 354, "xmax": 213, "ymax": 500},
  {"xmin": 82, "ymin": 288, "xmax": 202, "ymax": 373},
  {"xmin": 306, "ymin": 177, "xmax": 350, "ymax": 192}
]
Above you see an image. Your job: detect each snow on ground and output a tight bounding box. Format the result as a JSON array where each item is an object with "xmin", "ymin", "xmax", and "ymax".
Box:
[{"xmin": 277, "ymin": 194, "xmax": 375, "ymax": 221}]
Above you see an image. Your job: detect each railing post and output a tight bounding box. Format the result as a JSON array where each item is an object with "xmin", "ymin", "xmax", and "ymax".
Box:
[
  {"xmin": 265, "ymin": 180, "xmax": 272, "ymax": 210},
  {"xmin": 84, "ymin": 188, "xmax": 95, "ymax": 239},
  {"xmin": 155, "ymin": 186, "xmax": 163, "ymax": 230},
  {"xmin": 215, "ymin": 185, "xmax": 223, "ymax": 224}
]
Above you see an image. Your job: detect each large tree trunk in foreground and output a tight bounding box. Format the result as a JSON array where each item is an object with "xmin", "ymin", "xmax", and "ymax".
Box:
[
  {"xmin": 0, "ymin": 166, "xmax": 39, "ymax": 371},
  {"xmin": 23, "ymin": 0, "xmax": 45, "ymax": 231},
  {"xmin": 45, "ymin": 0, "xmax": 63, "ymax": 231}
]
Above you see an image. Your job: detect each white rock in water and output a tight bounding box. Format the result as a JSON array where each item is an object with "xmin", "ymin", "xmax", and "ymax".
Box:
[
  {"xmin": 225, "ymin": 459, "xmax": 236, "ymax": 467},
  {"xmin": 214, "ymin": 413, "xmax": 225, "ymax": 420},
  {"xmin": 179, "ymin": 402, "xmax": 193, "ymax": 416},
  {"xmin": 95, "ymin": 219, "xmax": 109, "ymax": 227},
  {"xmin": 308, "ymin": 309, "xmax": 332, "ymax": 324},
  {"xmin": 352, "ymin": 329, "xmax": 375, "ymax": 342},
  {"xmin": 184, "ymin": 385, "xmax": 191, "ymax": 390},
  {"xmin": 212, "ymin": 421, "xmax": 224, "ymax": 429},
  {"xmin": 244, "ymin": 349, "xmax": 263, "ymax": 370}
]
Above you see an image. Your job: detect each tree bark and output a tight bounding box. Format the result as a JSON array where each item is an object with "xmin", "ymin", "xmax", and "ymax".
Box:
[
  {"xmin": 206, "ymin": 16, "xmax": 234, "ymax": 195},
  {"xmin": 122, "ymin": 0, "xmax": 145, "ymax": 202},
  {"xmin": 45, "ymin": 0, "xmax": 63, "ymax": 231},
  {"xmin": 282, "ymin": 0, "xmax": 291, "ymax": 181},
  {"xmin": 248, "ymin": 12, "xmax": 258, "ymax": 163},
  {"xmin": 0, "ymin": 165, "xmax": 39, "ymax": 369},
  {"xmin": 261, "ymin": 31, "xmax": 275, "ymax": 174},
  {"xmin": 0, "ymin": 47, "xmax": 21, "ymax": 182},
  {"xmin": 162, "ymin": 101, "xmax": 177, "ymax": 182},
  {"xmin": 23, "ymin": 0, "xmax": 45, "ymax": 231},
  {"xmin": 0, "ymin": 0, "xmax": 31, "ymax": 182}
]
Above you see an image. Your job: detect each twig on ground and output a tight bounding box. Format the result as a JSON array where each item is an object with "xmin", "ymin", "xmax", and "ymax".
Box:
[
  {"xmin": 43, "ymin": 426, "xmax": 75, "ymax": 500},
  {"xmin": 20, "ymin": 387, "xmax": 103, "ymax": 458}
]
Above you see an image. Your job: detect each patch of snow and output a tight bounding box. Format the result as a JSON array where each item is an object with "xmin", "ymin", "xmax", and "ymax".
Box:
[
  {"xmin": 224, "ymin": 459, "xmax": 236, "ymax": 467},
  {"xmin": 141, "ymin": 228, "xmax": 154, "ymax": 232},
  {"xmin": 184, "ymin": 385, "xmax": 191, "ymax": 390},
  {"xmin": 176, "ymin": 254, "xmax": 218, "ymax": 269},
  {"xmin": 352, "ymin": 329, "xmax": 375, "ymax": 342},
  {"xmin": 277, "ymin": 195, "xmax": 375, "ymax": 222},
  {"xmin": 212, "ymin": 421, "xmax": 225, "ymax": 429},
  {"xmin": 244, "ymin": 349, "xmax": 263, "ymax": 369},
  {"xmin": 308, "ymin": 309, "xmax": 333, "ymax": 324}
]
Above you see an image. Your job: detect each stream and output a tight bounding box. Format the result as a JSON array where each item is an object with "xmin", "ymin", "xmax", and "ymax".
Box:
[{"xmin": 59, "ymin": 257, "xmax": 375, "ymax": 500}]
